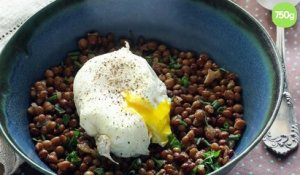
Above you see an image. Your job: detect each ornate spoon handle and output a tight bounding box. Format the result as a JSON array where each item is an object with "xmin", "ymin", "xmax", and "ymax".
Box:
[{"xmin": 262, "ymin": 27, "xmax": 299, "ymax": 155}]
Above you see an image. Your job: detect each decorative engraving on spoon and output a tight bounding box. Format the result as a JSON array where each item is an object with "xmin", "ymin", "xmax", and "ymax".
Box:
[
  {"xmin": 263, "ymin": 123, "xmax": 299, "ymax": 155},
  {"xmin": 262, "ymin": 89, "xmax": 299, "ymax": 155}
]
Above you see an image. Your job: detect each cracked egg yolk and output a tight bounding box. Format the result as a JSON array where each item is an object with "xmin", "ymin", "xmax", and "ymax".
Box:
[{"xmin": 123, "ymin": 92, "xmax": 171, "ymax": 146}]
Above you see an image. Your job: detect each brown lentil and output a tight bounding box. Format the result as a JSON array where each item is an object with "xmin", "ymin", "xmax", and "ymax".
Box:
[
  {"xmin": 234, "ymin": 118, "xmax": 246, "ymax": 130},
  {"xmin": 28, "ymin": 32, "xmax": 245, "ymax": 175}
]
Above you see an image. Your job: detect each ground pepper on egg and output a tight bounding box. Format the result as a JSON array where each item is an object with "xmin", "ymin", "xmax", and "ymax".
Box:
[{"xmin": 27, "ymin": 32, "xmax": 246, "ymax": 175}]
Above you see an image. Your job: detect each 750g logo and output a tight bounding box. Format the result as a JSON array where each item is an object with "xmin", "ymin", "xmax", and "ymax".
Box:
[{"xmin": 272, "ymin": 2, "xmax": 298, "ymax": 28}]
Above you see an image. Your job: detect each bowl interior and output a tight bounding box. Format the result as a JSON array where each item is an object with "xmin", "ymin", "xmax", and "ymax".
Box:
[{"xmin": 0, "ymin": 0, "xmax": 282, "ymax": 174}]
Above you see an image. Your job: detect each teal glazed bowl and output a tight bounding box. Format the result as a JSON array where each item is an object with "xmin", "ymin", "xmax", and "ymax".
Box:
[{"xmin": 0, "ymin": 0, "xmax": 283, "ymax": 174}]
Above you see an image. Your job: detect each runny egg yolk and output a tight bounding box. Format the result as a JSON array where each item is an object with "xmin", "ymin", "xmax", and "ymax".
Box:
[{"xmin": 123, "ymin": 92, "xmax": 171, "ymax": 146}]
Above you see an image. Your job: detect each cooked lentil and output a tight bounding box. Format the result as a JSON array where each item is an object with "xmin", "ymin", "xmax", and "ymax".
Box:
[{"xmin": 28, "ymin": 32, "xmax": 246, "ymax": 175}]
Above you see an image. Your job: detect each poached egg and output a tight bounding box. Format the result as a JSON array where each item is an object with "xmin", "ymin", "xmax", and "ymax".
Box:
[{"xmin": 73, "ymin": 43, "xmax": 171, "ymax": 162}]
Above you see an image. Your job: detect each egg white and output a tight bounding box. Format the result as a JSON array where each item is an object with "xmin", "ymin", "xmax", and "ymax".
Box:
[{"xmin": 73, "ymin": 44, "xmax": 169, "ymax": 161}]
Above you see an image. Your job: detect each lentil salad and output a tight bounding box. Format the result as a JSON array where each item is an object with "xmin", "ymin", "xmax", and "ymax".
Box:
[{"xmin": 27, "ymin": 32, "xmax": 246, "ymax": 175}]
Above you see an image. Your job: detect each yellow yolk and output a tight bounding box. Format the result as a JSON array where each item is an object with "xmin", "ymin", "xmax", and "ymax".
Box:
[{"xmin": 123, "ymin": 92, "xmax": 171, "ymax": 146}]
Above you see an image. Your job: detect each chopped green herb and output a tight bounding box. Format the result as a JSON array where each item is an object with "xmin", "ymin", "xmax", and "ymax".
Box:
[
  {"xmin": 199, "ymin": 99, "xmax": 211, "ymax": 106},
  {"xmin": 68, "ymin": 51, "xmax": 81, "ymax": 57},
  {"xmin": 74, "ymin": 61, "xmax": 83, "ymax": 68},
  {"xmin": 228, "ymin": 134, "xmax": 241, "ymax": 141},
  {"xmin": 219, "ymin": 68, "xmax": 229, "ymax": 73},
  {"xmin": 206, "ymin": 162, "xmax": 221, "ymax": 172},
  {"xmin": 63, "ymin": 114, "xmax": 70, "ymax": 125},
  {"xmin": 204, "ymin": 115, "xmax": 209, "ymax": 126},
  {"xmin": 189, "ymin": 164, "xmax": 205, "ymax": 175},
  {"xmin": 166, "ymin": 134, "xmax": 182, "ymax": 149},
  {"xmin": 127, "ymin": 170, "xmax": 136, "ymax": 175},
  {"xmin": 171, "ymin": 96, "xmax": 175, "ymax": 102},
  {"xmin": 211, "ymin": 100, "xmax": 221, "ymax": 110},
  {"xmin": 64, "ymin": 77, "xmax": 73, "ymax": 84},
  {"xmin": 94, "ymin": 168, "xmax": 105, "ymax": 175},
  {"xmin": 202, "ymin": 150, "xmax": 221, "ymax": 173},
  {"xmin": 54, "ymin": 104, "xmax": 65, "ymax": 114},
  {"xmin": 179, "ymin": 119, "xmax": 188, "ymax": 127},
  {"xmin": 68, "ymin": 52, "xmax": 81, "ymax": 61},
  {"xmin": 220, "ymin": 122, "xmax": 230, "ymax": 132},
  {"xmin": 70, "ymin": 56, "xmax": 79, "ymax": 61},
  {"xmin": 169, "ymin": 56, "xmax": 181, "ymax": 69},
  {"xmin": 195, "ymin": 137, "xmax": 201, "ymax": 145},
  {"xmin": 204, "ymin": 150, "xmax": 221, "ymax": 159},
  {"xmin": 216, "ymin": 106, "xmax": 226, "ymax": 114},
  {"xmin": 32, "ymin": 138, "xmax": 40, "ymax": 142},
  {"xmin": 66, "ymin": 151, "xmax": 81, "ymax": 165},
  {"xmin": 145, "ymin": 56, "xmax": 153, "ymax": 65},
  {"xmin": 203, "ymin": 138, "xmax": 211, "ymax": 147},
  {"xmin": 189, "ymin": 166, "xmax": 197, "ymax": 175},
  {"xmin": 88, "ymin": 53, "xmax": 96, "ymax": 59},
  {"xmin": 66, "ymin": 129, "xmax": 81, "ymax": 150},
  {"xmin": 41, "ymin": 134, "xmax": 46, "ymax": 141},
  {"xmin": 170, "ymin": 63, "xmax": 181, "ymax": 69},
  {"xmin": 195, "ymin": 137, "xmax": 211, "ymax": 147},
  {"xmin": 180, "ymin": 76, "xmax": 190, "ymax": 87},
  {"xmin": 228, "ymin": 140, "xmax": 236, "ymax": 149},
  {"xmin": 47, "ymin": 94, "xmax": 58, "ymax": 103},
  {"xmin": 86, "ymin": 49, "xmax": 96, "ymax": 54},
  {"xmin": 74, "ymin": 129, "xmax": 80, "ymax": 138},
  {"xmin": 170, "ymin": 56, "xmax": 177, "ymax": 62},
  {"xmin": 152, "ymin": 158, "xmax": 166, "ymax": 169},
  {"xmin": 128, "ymin": 158, "xmax": 142, "ymax": 171},
  {"xmin": 169, "ymin": 56, "xmax": 176, "ymax": 63}
]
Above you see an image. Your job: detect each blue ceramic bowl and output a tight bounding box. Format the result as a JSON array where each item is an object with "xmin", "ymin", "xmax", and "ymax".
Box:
[{"xmin": 0, "ymin": 0, "xmax": 283, "ymax": 174}]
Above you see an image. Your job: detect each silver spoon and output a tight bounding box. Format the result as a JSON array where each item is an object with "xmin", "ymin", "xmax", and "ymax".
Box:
[{"xmin": 257, "ymin": 0, "xmax": 299, "ymax": 155}]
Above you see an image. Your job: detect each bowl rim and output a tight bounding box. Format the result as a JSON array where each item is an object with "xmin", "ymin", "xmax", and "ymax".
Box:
[
  {"xmin": 210, "ymin": 1, "xmax": 284, "ymax": 174},
  {"xmin": 0, "ymin": 0, "xmax": 284, "ymax": 174}
]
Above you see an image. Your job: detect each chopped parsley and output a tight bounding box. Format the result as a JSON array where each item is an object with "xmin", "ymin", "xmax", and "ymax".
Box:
[
  {"xmin": 54, "ymin": 104, "xmax": 65, "ymax": 114},
  {"xmin": 189, "ymin": 150, "xmax": 221, "ymax": 174},
  {"xmin": 220, "ymin": 122, "xmax": 230, "ymax": 132},
  {"xmin": 66, "ymin": 151, "xmax": 81, "ymax": 165},
  {"xmin": 228, "ymin": 134, "xmax": 241, "ymax": 141},
  {"xmin": 216, "ymin": 106, "xmax": 226, "ymax": 113},
  {"xmin": 62, "ymin": 114, "xmax": 70, "ymax": 126},
  {"xmin": 219, "ymin": 68, "xmax": 229, "ymax": 73},
  {"xmin": 66, "ymin": 129, "xmax": 81, "ymax": 150},
  {"xmin": 47, "ymin": 94, "xmax": 58, "ymax": 103},
  {"xmin": 211, "ymin": 100, "xmax": 221, "ymax": 111},
  {"xmin": 74, "ymin": 61, "xmax": 83, "ymax": 68},
  {"xmin": 68, "ymin": 51, "xmax": 81, "ymax": 57},
  {"xmin": 202, "ymin": 150, "xmax": 221, "ymax": 173},
  {"xmin": 166, "ymin": 134, "xmax": 182, "ymax": 149},
  {"xmin": 94, "ymin": 168, "xmax": 105, "ymax": 175},
  {"xmin": 179, "ymin": 119, "xmax": 188, "ymax": 127},
  {"xmin": 145, "ymin": 55, "xmax": 153, "ymax": 65},
  {"xmin": 68, "ymin": 51, "xmax": 80, "ymax": 61},
  {"xmin": 127, "ymin": 158, "xmax": 142, "ymax": 174},
  {"xmin": 32, "ymin": 138, "xmax": 40, "ymax": 142},
  {"xmin": 195, "ymin": 137, "xmax": 210, "ymax": 147},
  {"xmin": 180, "ymin": 76, "xmax": 190, "ymax": 87},
  {"xmin": 199, "ymin": 99, "xmax": 225, "ymax": 114},
  {"xmin": 169, "ymin": 56, "xmax": 181, "ymax": 69},
  {"xmin": 152, "ymin": 158, "xmax": 166, "ymax": 169},
  {"xmin": 189, "ymin": 164, "xmax": 205, "ymax": 175},
  {"xmin": 199, "ymin": 99, "xmax": 211, "ymax": 106}
]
